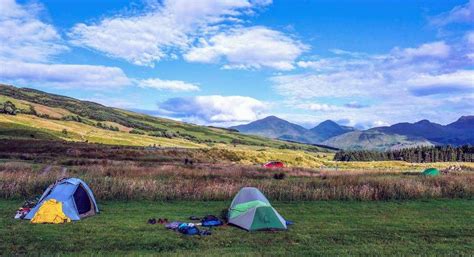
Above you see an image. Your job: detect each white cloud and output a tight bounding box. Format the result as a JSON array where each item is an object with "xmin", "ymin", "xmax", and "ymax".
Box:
[
  {"xmin": 430, "ymin": 0, "xmax": 474, "ymax": 26},
  {"xmin": 0, "ymin": 61, "xmax": 132, "ymax": 89},
  {"xmin": 406, "ymin": 70, "xmax": 474, "ymax": 88},
  {"xmin": 138, "ymin": 78, "xmax": 200, "ymax": 92},
  {"xmin": 0, "ymin": 0, "xmax": 68, "ymax": 62},
  {"xmin": 184, "ymin": 26, "xmax": 308, "ymax": 70},
  {"xmin": 467, "ymin": 31, "xmax": 474, "ymax": 46},
  {"xmin": 272, "ymin": 70, "xmax": 385, "ymax": 98},
  {"xmin": 295, "ymin": 103, "xmax": 341, "ymax": 112},
  {"xmin": 297, "ymin": 60, "xmax": 333, "ymax": 70},
  {"xmin": 69, "ymin": 0, "xmax": 272, "ymax": 67},
  {"xmin": 1, "ymin": 60, "xmax": 204, "ymax": 92},
  {"xmin": 276, "ymin": 41, "xmax": 469, "ymax": 99},
  {"xmin": 272, "ymin": 40, "xmax": 474, "ymax": 126},
  {"xmin": 0, "ymin": 1, "xmax": 201, "ymax": 93},
  {"xmin": 393, "ymin": 41, "xmax": 451, "ymax": 59},
  {"xmin": 158, "ymin": 95, "xmax": 267, "ymax": 125},
  {"xmin": 466, "ymin": 31, "xmax": 474, "ymax": 60}
]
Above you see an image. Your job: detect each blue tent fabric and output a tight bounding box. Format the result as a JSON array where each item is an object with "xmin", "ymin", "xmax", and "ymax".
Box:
[{"xmin": 25, "ymin": 178, "xmax": 98, "ymax": 221}]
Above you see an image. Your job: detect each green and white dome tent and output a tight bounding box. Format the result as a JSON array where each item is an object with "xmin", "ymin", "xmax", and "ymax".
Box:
[
  {"xmin": 228, "ymin": 187, "xmax": 287, "ymax": 231},
  {"xmin": 422, "ymin": 168, "xmax": 440, "ymax": 176}
]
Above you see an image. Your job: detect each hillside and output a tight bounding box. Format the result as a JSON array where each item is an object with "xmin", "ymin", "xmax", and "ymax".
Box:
[
  {"xmin": 371, "ymin": 117, "xmax": 474, "ymax": 145},
  {"xmin": 231, "ymin": 116, "xmax": 354, "ymax": 144},
  {"xmin": 323, "ymin": 130, "xmax": 434, "ymax": 151},
  {"xmin": 0, "ymin": 84, "xmax": 331, "ymax": 152}
]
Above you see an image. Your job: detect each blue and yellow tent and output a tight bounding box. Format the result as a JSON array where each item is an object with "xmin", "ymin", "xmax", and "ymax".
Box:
[{"xmin": 25, "ymin": 178, "xmax": 98, "ymax": 223}]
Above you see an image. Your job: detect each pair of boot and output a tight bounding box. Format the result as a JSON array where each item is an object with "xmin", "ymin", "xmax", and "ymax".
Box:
[{"xmin": 147, "ymin": 218, "xmax": 168, "ymax": 224}]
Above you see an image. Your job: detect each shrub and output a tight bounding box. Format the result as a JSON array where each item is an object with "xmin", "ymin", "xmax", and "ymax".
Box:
[{"xmin": 0, "ymin": 101, "xmax": 17, "ymax": 115}]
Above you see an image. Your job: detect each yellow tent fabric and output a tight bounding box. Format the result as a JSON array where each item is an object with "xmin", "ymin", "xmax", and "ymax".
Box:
[{"xmin": 31, "ymin": 199, "xmax": 71, "ymax": 224}]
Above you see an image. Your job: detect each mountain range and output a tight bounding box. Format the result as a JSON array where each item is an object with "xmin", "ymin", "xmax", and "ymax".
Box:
[
  {"xmin": 231, "ymin": 115, "xmax": 474, "ymax": 150},
  {"xmin": 230, "ymin": 116, "xmax": 354, "ymax": 144},
  {"xmin": 1, "ymin": 84, "xmax": 472, "ymax": 151}
]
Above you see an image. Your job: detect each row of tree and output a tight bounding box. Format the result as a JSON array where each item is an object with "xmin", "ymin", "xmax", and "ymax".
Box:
[{"xmin": 334, "ymin": 145, "xmax": 474, "ymax": 162}]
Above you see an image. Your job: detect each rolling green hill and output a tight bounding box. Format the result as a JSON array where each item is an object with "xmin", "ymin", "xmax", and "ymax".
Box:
[{"xmin": 0, "ymin": 84, "xmax": 331, "ymax": 152}]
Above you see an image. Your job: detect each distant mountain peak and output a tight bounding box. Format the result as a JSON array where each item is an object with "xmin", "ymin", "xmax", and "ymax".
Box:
[
  {"xmin": 309, "ymin": 120, "xmax": 355, "ymax": 141},
  {"xmin": 457, "ymin": 115, "xmax": 474, "ymax": 121},
  {"xmin": 261, "ymin": 115, "xmax": 285, "ymax": 122},
  {"xmin": 318, "ymin": 120, "xmax": 339, "ymax": 127},
  {"xmin": 415, "ymin": 119, "xmax": 432, "ymax": 125},
  {"xmin": 447, "ymin": 115, "xmax": 474, "ymax": 130}
]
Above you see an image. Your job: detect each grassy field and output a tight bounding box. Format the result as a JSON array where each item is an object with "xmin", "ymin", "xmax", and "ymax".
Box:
[{"xmin": 1, "ymin": 200, "xmax": 473, "ymax": 256}]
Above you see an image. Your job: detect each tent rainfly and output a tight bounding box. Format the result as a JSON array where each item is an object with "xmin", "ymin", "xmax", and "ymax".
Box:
[
  {"xmin": 25, "ymin": 178, "xmax": 98, "ymax": 223},
  {"xmin": 422, "ymin": 168, "xmax": 440, "ymax": 176},
  {"xmin": 228, "ymin": 187, "xmax": 287, "ymax": 231}
]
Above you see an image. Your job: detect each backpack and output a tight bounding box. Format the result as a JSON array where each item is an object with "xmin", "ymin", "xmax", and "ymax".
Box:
[
  {"xmin": 178, "ymin": 223, "xmax": 200, "ymax": 235},
  {"xmin": 201, "ymin": 215, "xmax": 223, "ymax": 227}
]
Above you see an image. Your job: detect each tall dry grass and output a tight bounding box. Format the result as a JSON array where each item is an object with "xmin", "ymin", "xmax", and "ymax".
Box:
[{"xmin": 0, "ymin": 161, "xmax": 472, "ymax": 201}]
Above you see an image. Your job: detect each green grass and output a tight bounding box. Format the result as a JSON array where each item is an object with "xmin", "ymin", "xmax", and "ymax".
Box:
[{"xmin": 1, "ymin": 200, "xmax": 473, "ymax": 256}]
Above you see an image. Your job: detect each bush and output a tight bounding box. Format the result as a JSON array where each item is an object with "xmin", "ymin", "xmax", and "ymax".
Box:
[
  {"xmin": 130, "ymin": 129, "xmax": 145, "ymax": 135},
  {"xmin": 0, "ymin": 101, "xmax": 17, "ymax": 115},
  {"xmin": 273, "ymin": 173, "xmax": 286, "ymax": 180}
]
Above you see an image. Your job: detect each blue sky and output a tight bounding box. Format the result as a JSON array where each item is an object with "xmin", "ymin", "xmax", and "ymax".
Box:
[{"xmin": 1, "ymin": 0, "xmax": 473, "ymax": 128}]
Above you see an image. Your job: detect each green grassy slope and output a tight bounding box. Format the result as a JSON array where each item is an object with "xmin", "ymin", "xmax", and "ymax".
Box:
[
  {"xmin": 0, "ymin": 84, "xmax": 331, "ymax": 151},
  {"xmin": 1, "ymin": 200, "xmax": 472, "ymax": 256}
]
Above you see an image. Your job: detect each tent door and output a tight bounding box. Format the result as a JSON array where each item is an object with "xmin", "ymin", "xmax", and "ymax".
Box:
[{"xmin": 73, "ymin": 185, "xmax": 95, "ymax": 218}]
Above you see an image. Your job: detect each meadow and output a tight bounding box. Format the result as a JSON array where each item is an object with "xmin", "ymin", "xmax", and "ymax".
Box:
[
  {"xmin": 1, "ymin": 140, "xmax": 473, "ymax": 201},
  {"xmin": 0, "ymin": 139, "xmax": 473, "ymax": 256},
  {"xmin": 1, "ymin": 200, "xmax": 473, "ymax": 256}
]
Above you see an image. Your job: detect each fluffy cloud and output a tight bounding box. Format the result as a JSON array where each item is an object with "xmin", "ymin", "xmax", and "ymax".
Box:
[
  {"xmin": 0, "ymin": 1, "xmax": 200, "ymax": 92},
  {"xmin": 274, "ymin": 41, "xmax": 470, "ymax": 99},
  {"xmin": 1, "ymin": 60, "xmax": 203, "ymax": 92},
  {"xmin": 69, "ymin": 0, "xmax": 274, "ymax": 67},
  {"xmin": 295, "ymin": 103, "xmax": 341, "ymax": 112},
  {"xmin": 0, "ymin": 0, "xmax": 68, "ymax": 62},
  {"xmin": 272, "ymin": 40, "xmax": 474, "ymax": 126},
  {"xmin": 158, "ymin": 95, "xmax": 266, "ymax": 125},
  {"xmin": 184, "ymin": 26, "xmax": 308, "ymax": 70},
  {"xmin": 393, "ymin": 41, "xmax": 451, "ymax": 59},
  {"xmin": 430, "ymin": 0, "xmax": 474, "ymax": 26},
  {"xmin": 138, "ymin": 78, "xmax": 199, "ymax": 92},
  {"xmin": 406, "ymin": 70, "xmax": 474, "ymax": 88},
  {"xmin": 0, "ymin": 61, "xmax": 132, "ymax": 89}
]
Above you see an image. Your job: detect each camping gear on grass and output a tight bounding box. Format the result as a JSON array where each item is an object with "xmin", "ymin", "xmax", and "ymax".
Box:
[
  {"xmin": 201, "ymin": 215, "xmax": 223, "ymax": 227},
  {"xmin": 25, "ymin": 178, "xmax": 98, "ymax": 223},
  {"xmin": 228, "ymin": 187, "xmax": 287, "ymax": 231},
  {"xmin": 422, "ymin": 168, "xmax": 440, "ymax": 176},
  {"xmin": 14, "ymin": 199, "xmax": 37, "ymax": 219},
  {"xmin": 166, "ymin": 221, "xmax": 212, "ymax": 236},
  {"xmin": 165, "ymin": 221, "xmax": 182, "ymax": 230},
  {"xmin": 178, "ymin": 223, "xmax": 200, "ymax": 235},
  {"xmin": 14, "ymin": 207, "xmax": 31, "ymax": 219}
]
